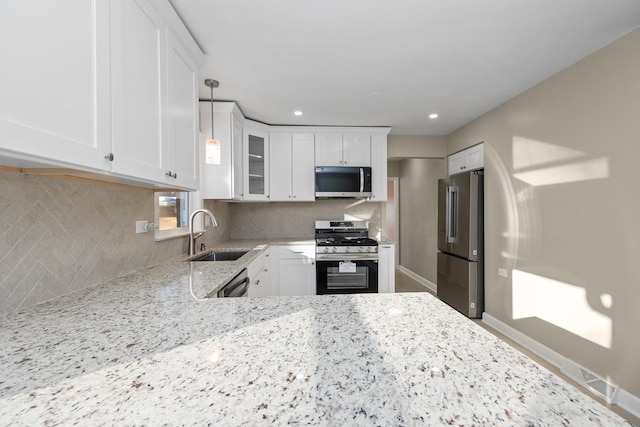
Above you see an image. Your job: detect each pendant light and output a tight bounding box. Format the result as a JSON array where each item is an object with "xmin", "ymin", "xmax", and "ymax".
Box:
[{"xmin": 204, "ymin": 79, "xmax": 221, "ymax": 165}]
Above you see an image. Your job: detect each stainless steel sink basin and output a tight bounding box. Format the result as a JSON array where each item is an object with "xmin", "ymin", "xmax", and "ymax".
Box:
[{"xmin": 187, "ymin": 250, "xmax": 249, "ymax": 262}]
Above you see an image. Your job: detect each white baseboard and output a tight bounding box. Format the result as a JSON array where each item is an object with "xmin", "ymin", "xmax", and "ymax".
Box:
[
  {"xmin": 397, "ymin": 266, "xmax": 437, "ymax": 293},
  {"xmin": 482, "ymin": 313, "xmax": 640, "ymax": 420}
]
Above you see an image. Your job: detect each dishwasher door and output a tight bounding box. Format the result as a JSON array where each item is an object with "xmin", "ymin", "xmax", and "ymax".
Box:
[{"xmin": 217, "ymin": 269, "xmax": 249, "ymax": 297}]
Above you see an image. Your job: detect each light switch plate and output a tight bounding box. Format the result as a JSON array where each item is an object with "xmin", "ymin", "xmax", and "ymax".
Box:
[{"xmin": 498, "ymin": 268, "xmax": 508, "ymax": 278}]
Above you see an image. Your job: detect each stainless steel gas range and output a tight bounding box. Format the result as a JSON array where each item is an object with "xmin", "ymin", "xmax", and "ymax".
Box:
[{"xmin": 315, "ymin": 220, "xmax": 379, "ymax": 294}]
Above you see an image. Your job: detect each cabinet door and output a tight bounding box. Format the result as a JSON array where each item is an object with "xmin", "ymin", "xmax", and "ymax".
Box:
[
  {"xmin": 291, "ymin": 133, "xmax": 315, "ymax": 201},
  {"xmin": 111, "ymin": 0, "xmax": 165, "ymax": 182},
  {"xmin": 279, "ymin": 259, "xmax": 315, "ymax": 296},
  {"xmin": 448, "ymin": 143, "xmax": 484, "ymax": 176},
  {"xmin": 0, "ymin": 0, "xmax": 111, "ymax": 169},
  {"xmin": 269, "ymin": 132, "xmax": 293, "ymax": 201},
  {"xmin": 378, "ymin": 244, "xmax": 396, "ymax": 293},
  {"xmin": 465, "ymin": 143, "xmax": 484, "ymax": 171},
  {"xmin": 232, "ymin": 117, "xmax": 244, "ymax": 199},
  {"xmin": 369, "ymin": 133, "xmax": 387, "ymax": 201},
  {"xmin": 447, "ymin": 151, "xmax": 466, "ymax": 175},
  {"xmin": 343, "ymin": 133, "xmax": 371, "ymax": 166},
  {"xmin": 165, "ymin": 31, "xmax": 199, "ymax": 190},
  {"xmin": 243, "ymin": 127, "xmax": 269, "ymax": 200},
  {"xmin": 315, "ymin": 133, "xmax": 343, "ymax": 166}
]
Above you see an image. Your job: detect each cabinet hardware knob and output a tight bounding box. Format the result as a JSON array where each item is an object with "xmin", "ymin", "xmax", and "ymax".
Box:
[
  {"xmin": 166, "ymin": 171, "xmax": 177, "ymax": 179},
  {"xmin": 104, "ymin": 153, "xmax": 114, "ymax": 161}
]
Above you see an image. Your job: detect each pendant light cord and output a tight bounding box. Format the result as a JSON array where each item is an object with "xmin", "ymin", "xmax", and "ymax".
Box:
[{"xmin": 210, "ymin": 84, "xmax": 214, "ymax": 139}]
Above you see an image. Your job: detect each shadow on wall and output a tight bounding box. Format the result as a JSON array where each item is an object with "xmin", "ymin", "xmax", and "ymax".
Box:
[{"xmin": 497, "ymin": 136, "xmax": 612, "ymax": 348}]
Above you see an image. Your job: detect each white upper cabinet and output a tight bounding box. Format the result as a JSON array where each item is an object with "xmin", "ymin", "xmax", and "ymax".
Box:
[
  {"xmin": 315, "ymin": 132, "xmax": 371, "ymax": 166},
  {"xmin": 110, "ymin": 0, "xmax": 165, "ymax": 184},
  {"xmin": 315, "ymin": 133, "xmax": 344, "ymax": 166},
  {"xmin": 291, "ymin": 134, "xmax": 316, "ymax": 201},
  {"xmin": 165, "ymin": 31, "xmax": 199, "ymax": 190},
  {"xmin": 448, "ymin": 143, "xmax": 484, "ymax": 176},
  {"xmin": 269, "ymin": 132, "xmax": 315, "ymax": 201},
  {"xmin": 243, "ymin": 126, "xmax": 270, "ymax": 201},
  {"xmin": 343, "ymin": 133, "xmax": 371, "ymax": 166},
  {"xmin": 111, "ymin": 0, "xmax": 199, "ymax": 190},
  {"xmin": 199, "ymin": 104, "xmax": 390, "ymax": 203},
  {"xmin": 0, "ymin": 0, "xmax": 111, "ymax": 169},
  {"xmin": 200, "ymin": 102, "xmax": 244, "ymax": 199},
  {"xmin": 269, "ymin": 133, "xmax": 293, "ymax": 201},
  {"xmin": 0, "ymin": 0, "xmax": 203, "ymax": 191}
]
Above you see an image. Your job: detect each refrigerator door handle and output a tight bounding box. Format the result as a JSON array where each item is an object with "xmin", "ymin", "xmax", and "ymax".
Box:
[
  {"xmin": 360, "ymin": 168, "xmax": 364, "ymax": 192},
  {"xmin": 446, "ymin": 186, "xmax": 458, "ymax": 243}
]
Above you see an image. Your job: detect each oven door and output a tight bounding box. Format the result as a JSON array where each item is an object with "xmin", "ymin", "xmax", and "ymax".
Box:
[{"xmin": 316, "ymin": 256, "xmax": 378, "ymax": 294}]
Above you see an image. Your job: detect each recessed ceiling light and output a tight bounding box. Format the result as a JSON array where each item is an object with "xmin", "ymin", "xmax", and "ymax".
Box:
[
  {"xmin": 428, "ymin": 113, "xmax": 438, "ymax": 119},
  {"xmin": 369, "ymin": 92, "xmax": 382, "ymax": 98},
  {"xmin": 294, "ymin": 111, "xmax": 303, "ymax": 116}
]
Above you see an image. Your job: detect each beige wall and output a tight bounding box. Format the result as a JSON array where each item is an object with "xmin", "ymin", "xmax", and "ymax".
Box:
[
  {"xmin": 447, "ymin": 28, "xmax": 640, "ymax": 396},
  {"xmin": 388, "ymin": 135, "xmax": 446, "ymax": 159},
  {"xmin": 0, "ymin": 171, "xmax": 229, "ymax": 314},
  {"xmin": 398, "ymin": 158, "xmax": 446, "ymax": 283},
  {"xmin": 387, "ymin": 160, "xmax": 400, "ymax": 178}
]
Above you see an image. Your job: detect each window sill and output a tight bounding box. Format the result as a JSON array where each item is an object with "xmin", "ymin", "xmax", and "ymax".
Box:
[{"xmin": 154, "ymin": 227, "xmax": 189, "ymax": 242}]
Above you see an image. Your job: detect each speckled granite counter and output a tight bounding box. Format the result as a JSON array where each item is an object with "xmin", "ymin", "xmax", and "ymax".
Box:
[{"xmin": 0, "ymin": 241, "xmax": 631, "ymax": 425}]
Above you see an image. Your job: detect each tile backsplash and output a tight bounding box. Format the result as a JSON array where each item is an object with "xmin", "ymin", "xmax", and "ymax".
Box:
[
  {"xmin": 0, "ymin": 168, "xmax": 380, "ymax": 314},
  {"xmin": 229, "ymin": 199, "xmax": 383, "ymax": 239},
  {"xmin": 0, "ymin": 171, "xmax": 194, "ymax": 314}
]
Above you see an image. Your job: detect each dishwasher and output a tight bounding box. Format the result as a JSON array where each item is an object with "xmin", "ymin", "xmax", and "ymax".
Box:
[{"xmin": 217, "ymin": 269, "xmax": 249, "ymax": 297}]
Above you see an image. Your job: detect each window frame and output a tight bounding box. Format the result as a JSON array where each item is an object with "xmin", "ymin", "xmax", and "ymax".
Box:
[{"xmin": 153, "ymin": 190, "xmax": 203, "ymax": 241}]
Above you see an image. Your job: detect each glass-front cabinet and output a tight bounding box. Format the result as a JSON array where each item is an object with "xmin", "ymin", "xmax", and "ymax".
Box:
[{"xmin": 243, "ymin": 126, "xmax": 269, "ymax": 200}]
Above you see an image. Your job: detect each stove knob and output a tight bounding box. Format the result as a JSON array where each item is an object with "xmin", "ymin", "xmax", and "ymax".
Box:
[
  {"xmin": 323, "ymin": 247, "xmax": 329, "ymax": 253},
  {"xmin": 358, "ymin": 247, "xmax": 364, "ymax": 252},
  {"xmin": 366, "ymin": 247, "xmax": 371, "ymax": 252},
  {"xmin": 331, "ymin": 247, "xmax": 337, "ymax": 253},
  {"xmin": 345, "ymin": 247, "xmax": 350, "ymax": 253}
]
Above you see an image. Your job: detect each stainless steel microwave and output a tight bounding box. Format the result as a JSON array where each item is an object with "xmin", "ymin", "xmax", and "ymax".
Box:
[{"xmin": 315, "ymin": 166, "xmax": 372, "ymax": 198}]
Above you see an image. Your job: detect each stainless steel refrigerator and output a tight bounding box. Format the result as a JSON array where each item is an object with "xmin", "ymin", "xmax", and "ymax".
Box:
[{"xmin": 437, "ymin": 170, "xmax": 484, "ymax": 318}]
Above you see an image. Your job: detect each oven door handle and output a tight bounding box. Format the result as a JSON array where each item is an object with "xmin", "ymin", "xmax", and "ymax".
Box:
[{"xmin": 316, "ymin": 254, "xmax": 378, "ymax": 261}]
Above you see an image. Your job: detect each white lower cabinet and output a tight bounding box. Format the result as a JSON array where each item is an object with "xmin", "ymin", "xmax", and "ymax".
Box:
[
  {"xmin": 378, "ymin": 243, "xmax": 396, "ymax": 293},
  {"xmin": 248, "ymin": 248, "xmax": 270, "ymax": 297},
  {"xmin": 271, "ymin": 245, "xmax": 316, "ymax": 296}
]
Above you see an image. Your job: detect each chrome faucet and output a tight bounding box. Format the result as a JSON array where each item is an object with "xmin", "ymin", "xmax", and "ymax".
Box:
[{"xmin": 189, "ymin": 208, "xmax": 219, "ymax": 256}]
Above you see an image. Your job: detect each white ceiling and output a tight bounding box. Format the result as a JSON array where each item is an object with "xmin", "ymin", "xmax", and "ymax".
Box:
[{"xmin": 170, "ymin": 0, "xmax": 640, "ymax": 135}]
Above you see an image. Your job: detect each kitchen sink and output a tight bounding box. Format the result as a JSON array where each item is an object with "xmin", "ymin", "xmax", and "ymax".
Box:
[{"xmin": 186, "ymin": 250, "xmax": 249, "ymax": 262}]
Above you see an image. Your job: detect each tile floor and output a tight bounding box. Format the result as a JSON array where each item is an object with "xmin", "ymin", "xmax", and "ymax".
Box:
[{"xmin": 394, "ymin": 269, "xmax": 640, "ymax": 426}]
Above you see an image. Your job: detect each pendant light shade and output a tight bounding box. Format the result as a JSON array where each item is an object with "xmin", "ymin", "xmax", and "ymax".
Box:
[{"xmin": 204, "ymin": 79, "xmax": 221, "ymax": 165}]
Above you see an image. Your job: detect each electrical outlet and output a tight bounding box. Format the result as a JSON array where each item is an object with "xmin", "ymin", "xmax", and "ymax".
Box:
[
  {"xmin": 135, "ymin": 220, "xmax": 148, "ymax": 233},
  {"xmin": 498, "ymin": 268, "xmax": 508, "ymax": 278}
]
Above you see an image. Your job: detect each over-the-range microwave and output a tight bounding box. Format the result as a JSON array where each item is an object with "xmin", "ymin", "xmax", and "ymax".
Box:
[{"xmin": 315, "ymin": 166, "xmax": 372, "ymax": 198}]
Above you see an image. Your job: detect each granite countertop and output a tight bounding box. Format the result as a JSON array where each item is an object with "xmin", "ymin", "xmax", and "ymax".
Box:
[{"xmin": 0, "ymin": 240, "xmax": 631, "ymax": 425}]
